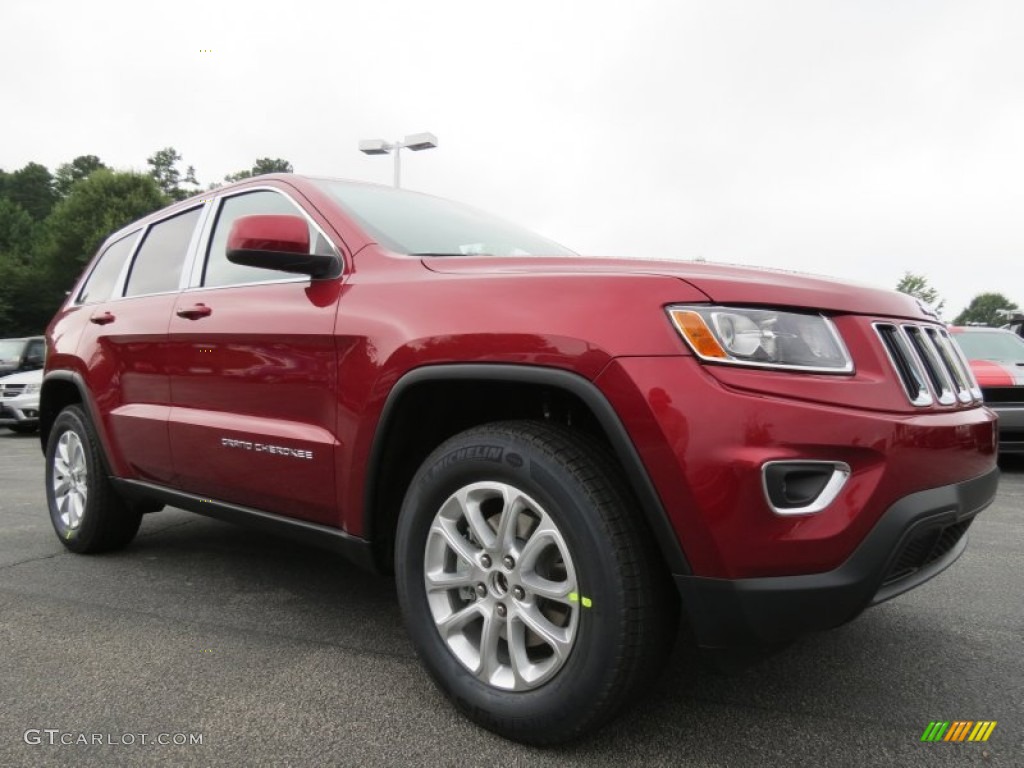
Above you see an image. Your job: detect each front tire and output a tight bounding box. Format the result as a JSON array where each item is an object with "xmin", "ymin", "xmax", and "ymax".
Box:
[
  {"xmin": 45, "ymin": 405, "xmax": 141, "ymax": 553},
  {"xmin": 395, "ymin": 421, "xmax": 677, "ymax": 745}
]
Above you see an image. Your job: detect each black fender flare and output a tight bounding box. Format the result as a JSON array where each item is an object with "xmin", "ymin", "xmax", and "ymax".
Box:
[
  {"xmin": 39, "ymin": 371, "xmax": 110, "ymax": 467},
  {"xmin": 364, "ymin": 364, "xmax": 692, "ymax": 575}
]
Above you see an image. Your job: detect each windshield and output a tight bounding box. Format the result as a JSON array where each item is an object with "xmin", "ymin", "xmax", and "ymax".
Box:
[
  {"xmin": 0, "ymin": 340, "xmax": 26, "ymax": 362},
  {"xmin": 313, "ymin": 180, "xmax": 576, "ymax": 258},
  {"xmin": 954, "ymin": 331, "xmax": 1024, "ymax": 362}
]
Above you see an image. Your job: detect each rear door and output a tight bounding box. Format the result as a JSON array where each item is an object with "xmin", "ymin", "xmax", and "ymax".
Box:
[
  {"xmin": 166, "ymin": 187, "xmax": 343, "ymax": 525},
  {"xmin": 75, "ymin": 205, "xmax": 205, "ymax": 484}
]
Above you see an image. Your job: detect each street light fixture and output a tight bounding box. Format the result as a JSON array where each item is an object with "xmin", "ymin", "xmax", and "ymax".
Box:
[{"xmin": 358, "ymin": 132, "xmax": 438, "ymax": 188}]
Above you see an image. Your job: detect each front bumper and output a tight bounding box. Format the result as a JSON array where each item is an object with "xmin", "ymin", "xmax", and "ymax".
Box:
[
  {"xmin": 0, "ymin": 394, "xmax": 41, "ymax": 427},
  {"xmin": 675, "ymin": 468, "xmax": 998, "ymax": 647},
  {"xmin": 596, "ymin": 356, "xmax": 997, "ymax": 578}
]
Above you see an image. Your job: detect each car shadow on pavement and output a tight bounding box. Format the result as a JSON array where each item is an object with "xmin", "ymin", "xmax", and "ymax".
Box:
[{"xmin": 109, "ymin": 506, "xmax": 1020, "ymax": 764}]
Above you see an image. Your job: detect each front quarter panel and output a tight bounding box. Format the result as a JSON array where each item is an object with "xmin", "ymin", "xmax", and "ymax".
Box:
[{"xmin": 332, "ymin": 252, "xmax": 710, "ymax": 535}]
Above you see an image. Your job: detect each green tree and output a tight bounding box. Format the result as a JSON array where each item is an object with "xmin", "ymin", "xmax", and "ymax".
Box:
[
  {"xmin": 0, "ymin": 279, "xmax": 11, "ymax": 330},
  {"xmin": 38, "ymin": 169, "xmax": 167, "ymax": 279},
  {"xmin": 0, "ymin": 198, "xmax": 39, "ymax": 332},
  {"xmin": 54, "ymin": 155, "xmax": 109, "ymax": 197},
  {"xmin": 0, "ymin": 260, "xmax": 34, "ymax": 333},
  {"xmin": 224, "ymin": 157, "xmax": 293, "ymax": 182},
  {"xmin": 9, "ymin": 170, "xmax": 168, "ymax": 334},
  {"xmin": 0, "ymin": 198, "xmax": 36, "ymax": 258},
  {"xmin": 895, "ymin": 272, "xmax": 945, "ymax": 315},
  {"xmin": 7, "ymin": 162, "xmax": 58, "ymax": 220},
  {"xmin": 953, "ymin": 293, "xmax": 1019, "ymax": 326},
  {"xmin": 147, "ymin": 147, "xmax": 199, "ymax": 201}
]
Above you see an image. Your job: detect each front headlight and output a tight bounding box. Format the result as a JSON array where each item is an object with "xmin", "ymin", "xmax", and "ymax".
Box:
[
  {"xmin": 24, "ymin": 384, "xmax": 41, "ymax": 394},
  {"xmin": 667, "ymin": 305, "xmax": 854, "ymax": 373}
]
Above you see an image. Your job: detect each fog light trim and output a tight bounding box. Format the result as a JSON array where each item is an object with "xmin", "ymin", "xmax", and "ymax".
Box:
[{"xmin": 761, "ymin": 460, "xmax": 851, "ymax": 516}]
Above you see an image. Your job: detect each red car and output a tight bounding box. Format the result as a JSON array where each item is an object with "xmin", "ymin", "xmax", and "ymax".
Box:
[
  {"xmin": 40, "ymin": 175, "xmax": 998, "ymax": 744},
  {"xmin": 950, "ymin": 326, "xmax": 1024, "ymax": 453}
]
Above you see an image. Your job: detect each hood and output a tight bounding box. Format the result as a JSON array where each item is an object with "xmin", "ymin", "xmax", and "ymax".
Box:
[
  {"xmin": 422, "ymin": 256, "xmax": 932, "ymax": 320},
  {"xmin": 0, "ymin": 369, "xmax": 43, "ymax": 385}
]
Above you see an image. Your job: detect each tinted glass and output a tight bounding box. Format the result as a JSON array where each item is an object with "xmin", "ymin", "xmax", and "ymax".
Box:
[
  {"xmin": 124, "ymin": 208, "xmax": 201, "ymax": 297},
  {"xmin": 954, "ymin": 331, "xmax": 1024, "ymax": 362},
  {"xmin": 203, "ymin": 191, "xmax": 324, "ymax": 287},
  {"xmin": 78, "ymin": 232, "xmax": 138, "ymax": 304},
  {"xmin": 25, "ymin": 339, "xmax": 45, "ymax": 359},
  {"xmin": 313, "ymin": 180, "xmax": 575, "ymax": 257}
]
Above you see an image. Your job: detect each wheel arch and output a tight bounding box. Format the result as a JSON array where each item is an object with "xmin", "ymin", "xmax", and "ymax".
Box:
[
  {"xmin": 39, "ymin": 372, "xmax": 109, "ymax": 470},
  {"xmin": 364, "ymin": 364, "xmax": 692, "ymax": 576}
]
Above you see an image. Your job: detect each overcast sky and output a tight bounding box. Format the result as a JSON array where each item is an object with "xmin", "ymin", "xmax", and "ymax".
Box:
[{"xmin": 2, "ymin": 0, "xmax": 1022, "ymax": 316}]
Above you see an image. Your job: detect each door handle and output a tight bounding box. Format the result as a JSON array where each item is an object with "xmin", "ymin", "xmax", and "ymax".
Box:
[
  {"xmin": 176, "ymin": 304, "xmax": 212, "ymax": 320},
  {"xmin": 90, "ymin": 311, "xmax": 116, "ymax": 325}
]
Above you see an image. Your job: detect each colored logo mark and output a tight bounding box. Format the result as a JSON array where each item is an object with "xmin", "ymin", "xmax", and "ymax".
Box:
[{"xmin": 921, "ymin": 721, "xmax": 997, "ymax": 742}]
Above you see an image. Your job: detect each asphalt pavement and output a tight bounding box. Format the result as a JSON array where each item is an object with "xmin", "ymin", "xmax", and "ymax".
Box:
[{"xmin": 1, "ymin": 428, "xmax": 1021, "ymax": 767}]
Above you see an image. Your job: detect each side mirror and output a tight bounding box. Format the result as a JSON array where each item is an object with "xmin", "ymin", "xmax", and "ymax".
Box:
[
  {"xmin": 24, "ymin": 354, "xmax": 44, "ymax": 370},
  {"xmin": 227, "ymin": 215, "xmax": 339, "ymax": 278}
]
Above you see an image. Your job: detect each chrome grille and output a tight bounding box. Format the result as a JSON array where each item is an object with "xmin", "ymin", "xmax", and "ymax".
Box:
[
  {"xmin": 1, "ymin": 384, "xmax": 26, "ymax": 398},
  {"xmin": 874, "ymin": 323, "xmax": 982, "ymax": 407}
]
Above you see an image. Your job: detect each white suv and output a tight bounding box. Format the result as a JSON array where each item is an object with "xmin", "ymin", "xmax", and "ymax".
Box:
[{"xmin": 0, "ymin": 369, "xmax": 42, "ymax": 433}]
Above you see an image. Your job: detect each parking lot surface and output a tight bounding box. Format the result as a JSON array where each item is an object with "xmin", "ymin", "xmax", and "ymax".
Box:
[{"xmin": 1, "ymin": 429, "xmax": 1021, "ymax": 767}]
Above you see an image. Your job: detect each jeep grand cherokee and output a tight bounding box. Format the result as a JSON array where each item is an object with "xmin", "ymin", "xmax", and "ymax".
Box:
[{"xmin": 40, "ymin": 175, "xmax": 998, "ymax": 744}]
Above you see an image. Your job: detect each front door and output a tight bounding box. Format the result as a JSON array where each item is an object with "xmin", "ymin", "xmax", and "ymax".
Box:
[{"xmin": 166, "ymin": 188, "xmax": 342, "ymax": 525}]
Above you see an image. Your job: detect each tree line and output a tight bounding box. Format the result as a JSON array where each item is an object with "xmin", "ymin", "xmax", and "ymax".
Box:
[
  {"xmin": 895, "ymin": 272, "xmax": 1019, "ymax": 327},
  {"xmin": 1, "ymin": 154, "xmax": 1018, "ymax": 337},
  {"xmin": 0, "ymin": 150, "xmax": 292, "ymax": 336}
]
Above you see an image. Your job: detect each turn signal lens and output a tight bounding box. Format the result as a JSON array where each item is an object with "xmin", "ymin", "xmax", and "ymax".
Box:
[{"xmin": 667, "ymin": 309, "xmax": 728, "ymax": 359}]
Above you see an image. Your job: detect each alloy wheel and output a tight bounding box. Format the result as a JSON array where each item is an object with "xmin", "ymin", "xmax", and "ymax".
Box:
[{"xmin": 423, "ymin": 481, "xmax": 580, "ymax": 691}]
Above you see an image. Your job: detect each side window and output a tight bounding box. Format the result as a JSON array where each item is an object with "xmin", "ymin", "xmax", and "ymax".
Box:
[
  {"xmin": 203, "ymin": 190, "xmax": 336, "ymax": 288},
  {"xmin": 124, "ymin": 208, "xmax": 202, "ymax": 298},
  {"xmin": 24, "ymin": 339, "xmax": 45, "ymax": 365},
  {"xmin": 77, "ymin": 232, "xmax": 138, "ymax": 304}
]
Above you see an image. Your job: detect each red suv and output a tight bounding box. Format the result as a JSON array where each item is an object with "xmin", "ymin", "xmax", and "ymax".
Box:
[{"xmin": 41, "ymin": 175, "xmax": 998, "ymax": 744}]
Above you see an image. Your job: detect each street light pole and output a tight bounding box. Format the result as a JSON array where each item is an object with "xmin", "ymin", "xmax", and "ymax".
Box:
[{"xmin": 358, "ymin": 132, "xmax": 438, "ymax": 188}]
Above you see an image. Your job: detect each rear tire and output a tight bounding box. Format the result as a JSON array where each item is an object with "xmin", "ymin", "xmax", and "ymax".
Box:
[
  {"xmin": 45, "ymin": 405, "xmax": 142, "ymax": 553},
  {"xmin": 395, "ymin": 420, "xmax": 678, "ymax": 745}
]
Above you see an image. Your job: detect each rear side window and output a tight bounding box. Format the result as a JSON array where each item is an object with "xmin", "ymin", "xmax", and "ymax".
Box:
[
  {"xmin": 203, "ymin": 190, "xmax": 336, "ymax": 288},
  {"xmin": 124, "ymin": 207, "xmax": 202, "ymax": 297},
  {"xmin": 77, "ymin": 232, "xmax": 137, "ymax": 304}
]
